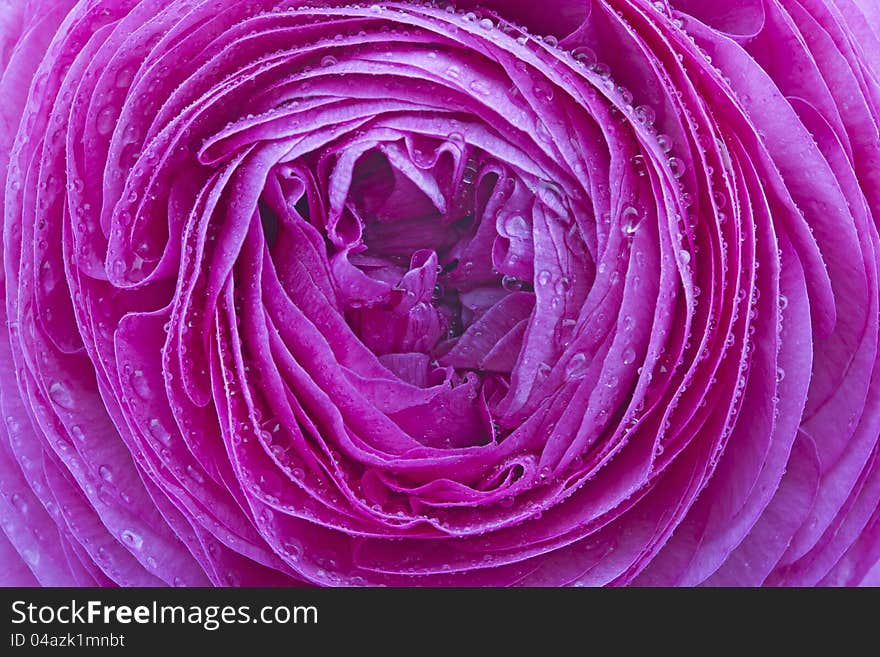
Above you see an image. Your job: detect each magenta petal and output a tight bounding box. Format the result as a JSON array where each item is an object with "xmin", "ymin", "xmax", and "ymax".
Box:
[{"xmin": 1, "ymin": 0, "xmax": 879, "ymax": 588}]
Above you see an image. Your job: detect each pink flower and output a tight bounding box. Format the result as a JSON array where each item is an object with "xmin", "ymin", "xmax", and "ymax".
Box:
[{"xmin": 2, "ymin": 0, "xmax": 879, "ymax": 587}]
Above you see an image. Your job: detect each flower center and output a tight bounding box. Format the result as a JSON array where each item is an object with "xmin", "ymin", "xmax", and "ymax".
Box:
[{"xmin": 330, "ymin": 135, "xmax": 564, "ymax": 387}]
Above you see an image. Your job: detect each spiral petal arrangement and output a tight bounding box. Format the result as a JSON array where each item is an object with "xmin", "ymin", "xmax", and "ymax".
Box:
[{"xmin": 1, "ymin": 0, "xmax": 879, "ymax": 587}]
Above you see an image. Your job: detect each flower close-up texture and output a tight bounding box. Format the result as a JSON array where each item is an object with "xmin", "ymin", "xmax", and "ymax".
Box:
[{"xmin": 1, "ymin": 0, "xmax": 879, "ymax": 587}]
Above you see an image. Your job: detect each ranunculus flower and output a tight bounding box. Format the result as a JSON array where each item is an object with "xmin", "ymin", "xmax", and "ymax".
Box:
[{"xmin": 1, "ymin": 0, "xmax": 878, "ymax": 587}]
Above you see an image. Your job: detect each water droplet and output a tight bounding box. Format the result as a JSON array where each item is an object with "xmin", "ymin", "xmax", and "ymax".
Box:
[
  {"xmin": 535, "ymin": 119, "xmax": 552, "ymax": 143},
  {"xmin": 503, "ymin": 213, "xmax": 529, "ymax": 238},
  {"xmin": 778, "ymin": 294, "xmax": 788, "ymax": 310},
  {"xmin": 461, "ymin": 11, "xmax": 477, "ymax": 23},
  {"xmin": 713, "ymin": 191, "xmax": 727, "ymax": 209},
  {"xmin": 543, "ymin": 35, "xmax": 558, "ymax": 48},
  {"xmin": 70, "ymin": 425, "xmax": 85, "ymax": 442},
  {"xmin": 99, "ymin": 465, "xmax": 113, "ymax": 482},
  {"xmin": 186, "ymin": 464, "xmax": 206, "ymax": 484},
  {"xmin": 572, "ymin": 46, "xmax": 596, "ymax": 67},
  {"xmin": 445, "ymin": 65, "xmax": 462, "ymax": 79},
  {"xmin": 121, "ymin": 529, "xmax": 144, "ymax": 549},
  {"xmin": 565, "ymin": 353, "xmax": 588, "ymax": 378},
  {"xmin": 130, "ymin": 370, "xmax": 151, "ymax": 399},
  {"xmin": 23, "ymin": 549, "xmax": 40, "ymax": 566},
  {"xmin": 537, "ymin": 270, "xmax": 553, "ymax": 286},
  {"xmin": 48, "ymin": 381, "xmax": 75, "ymax": 409},
  {"xmin": 115, "ymin": 66, "xmax": 135, "ymax": 88},
  {"xmin": 479, "ymin": 18, "xmax": 494, "ymax": 30},
  {"xmin": 502, "ymin": 275, "xmax": 524, "ymax": 292},
  {"xmin": 634, "ymin": 105, "xmax": 656, "ymax": 127},
  {"xmin": 679, "ymin": 249, "xmax": 692, "ymax": 265},
  {"xmin": 621, "ymin": 206, "xmax": 642, "ymax": 236},
  {"xmin": 657, "ymin": 133, "xmax": 673, "ymax": 153},
  {"xmin": 668, "ymin": 157, "xmax": 685, "ymax": 178},
  {"xmin": 148, "ymin": 419, "xmax": 172, "ymax": 446},
  {"xmin": 320, "ymin": 55, "xmax": 338, "ymax": 67},
  {"xmin": 96, "ymin": 106, "xmax": 116, "ymax": 136},
  {"xmin": 11, "ymin": 493, "xmax": 27, "ymax": 514},
  {"xmin": 537, "ymin": 180, "xmax": 567, "ymax": 218},
  {"xmin": 776, "ymin": 367, "xmax": 786, "ymax": 382},
  {"xmin": 284, "ymin": 542, "xmax": 302, "ymax": 560},
  {"xmin": 533, "ymin": 83, "xmax": 554, "ymax": 103},
  {"xmin": 632, "ymin": 154, "xmax": 647, "ymax": 177},
  {"xmin": 469, "ymin": 79, "xmax": 491, "ymax": 95},
  {"xmin": 622, "ymin": 346, "xmax": 637, "ymax": 365},
  {"xmin": 590, "ymin": 62, "xmax": 611, "ymax": 80}
]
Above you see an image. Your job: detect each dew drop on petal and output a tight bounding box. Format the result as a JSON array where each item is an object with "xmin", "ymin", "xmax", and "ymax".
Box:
[
  {"xmin": 48, "ymin": 382, "xmax": 75, "ymax": 409},
  {"xmin": 621, "ymin": 206, "xmax": 642, "ymax": 236},
  {"xmin": 469, "ymin": 79, "xmax": 491, "ymax": 96},
  {"xmin": 572, "ymin": 46, "xmax": 596, "ymax": 67},
  {"xmin": 631, "ymin": 154, "xmax": 647, "ymax": 177},
  {"xmin": 503, "ymin": 213, "xmax": 529, "ymax": 238},
  {"xmin": 121, "ymin": 529, "xmax": 144, "ymax": 550},
  {"xmin": 148, "ymin": 419, "xmax": 172, "ymax": 446},
  {"xmin": 565, "ymin": 353, "xmax": 588, "ymax": 379},
  {"xmin": 11, "ymin": 493, "xmax": 27, "ymax": 514},
  {"xmin": 130, "ymin": 370, "xmax": 151, "ymax": 399},
  {"xmin": 96, "ymin": 106, "xmax": 116, "ymax": 136},
  {"xmin": 445, "ymin": 65, "xmax": 462, "ymax": 80},
  {"xmin": 590, "ymin": 62, "xmax": 611, "ymax": 80},
  {"xmin": 668, "ymin": 157, "xmax": 686, "ymax": 178},
  {"xmin": 502, "ymin": 275, "xmax": 524, "ymax": 292},
  {"xmin": 634, "ymin": 105, "xmax": 656, "ymax": 127},
  {"xmin": 115, "ymin": 66, "xmax": 135, "ymax": 88},
  {"xmin": 186, "ymin": 464, "xmax": 206, "ymax": 485}
]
